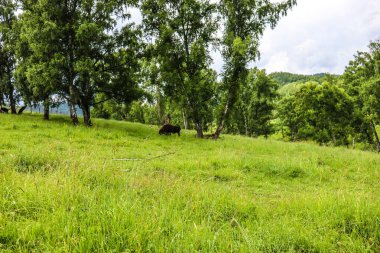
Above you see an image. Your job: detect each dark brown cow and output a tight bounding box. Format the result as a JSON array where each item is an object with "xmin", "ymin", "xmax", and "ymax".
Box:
[
  {"xmin": 159, "ymin": 124, "xmax": 181, "ymax": 136},
  {"xmin": 0, "ymin": 107, "xmax": 9, "ymax": 113}
]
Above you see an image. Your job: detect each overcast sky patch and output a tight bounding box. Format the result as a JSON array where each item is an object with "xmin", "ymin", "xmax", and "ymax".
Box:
[{"xmin": 256, "ymin": 0, "xmax": 380, "ymax": 74}]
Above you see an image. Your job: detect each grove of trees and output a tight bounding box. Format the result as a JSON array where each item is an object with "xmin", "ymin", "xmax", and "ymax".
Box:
[{"xmin": 1, "ymin": 0, "xmax": 380, "ymax": 151}]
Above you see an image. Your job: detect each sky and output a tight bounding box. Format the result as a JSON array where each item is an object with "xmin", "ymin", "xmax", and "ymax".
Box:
[
  {"xmin": 129, "ymin": 0, "xmax": 380, "ymax": 75},
  {"xmin": 255, "ymin": 0, "xmax": 380, "ymax": 75}
]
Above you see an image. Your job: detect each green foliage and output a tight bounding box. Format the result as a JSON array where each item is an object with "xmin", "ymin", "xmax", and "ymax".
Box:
[
  {"xmin": 277, "ymin": 81, "xmax": 304, "ymax": 96},
  {"xmin": 1, "ymin": 113, "xmax": 379, "ymax": 252},
  {"xmin": 0, "ymin": 0, "xmax": 19, "ymax": 112},
  {"xmin": 278, "ymin": 81, "xmax": 354, "ymax": 145},
  {"xmin": 269, "ymin": 72, "xmax": 335, "ymax": 86},
  {"xmin": 16, "ymin": 0, "xmax": 144, "ymax": 125},
  {"xmin": 342, "ymin": 39, "xmax": 380, "ymax": 150},
  {"xmin": 92, "ymin": 94, "xmax": 127, "ymax": 120},
  {"xmin": 362, "ymin": 76, "xmax": 380, "ymax": 121},
  {"xmin": 93, "ymin": 99, "xmax": 159, "ymax": 126},
  {"xmin": 227, "ymin": 68, "xmax": 278, "ymax": 137}
]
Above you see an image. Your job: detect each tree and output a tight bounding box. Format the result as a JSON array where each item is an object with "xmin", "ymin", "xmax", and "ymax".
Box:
[
  {"xmin": 342, "ymin": 39, "xmax": 380, "ymax": 151},
  {"xmin": 228, "ymin": 68, "xmax": 278, "ymax": 137},
  {"xmin": 277, "ymin": 94, "xmax": 300, "ymax": 141},
  {"xmin": 213, "ymin": 0, "xmax": 297, "ymax": 138},
  {"xmin": 269, "ymin": 72, "xmax": 330, "ymax": 86},
  {"xmin": 0, "ymin": 43, "xmax": 6, "ymax": 107},
  {"xmin": 0, "ymin": 0, "xmax": 19, "ymax": 114},
  {"xmin": 18, "ymin": 0, "xmax": 143, "ymax": 126},
  {"xmin": 141, "ymin": 0, "xmax": 219, "ymax": 138},
  {"xmin": 140, "ymin": 58, "xmax": 167, "ymax": 125},
  {"xmin": 361, "ymin": 76, "xmax": 380, "ymax": 151},
  {"xmin": 244, "ymin": 68, "xmax": 278, "ymax": 137},
  {"xmin": 15, "ymin": 23, "xmax": 60, "ymax": 120},
  {"xmin": 278, "ymin": 81, "xmax": 354, "ymax": 146}
]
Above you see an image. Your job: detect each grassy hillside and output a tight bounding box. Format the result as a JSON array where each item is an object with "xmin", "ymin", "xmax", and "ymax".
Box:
[
  {"xmin": 269, "ymin": 72, "xmax": 335, "ymax": 86},
  {"xmin": 1, "ymin": 114, "xmax": 379, "ymax": 252}
]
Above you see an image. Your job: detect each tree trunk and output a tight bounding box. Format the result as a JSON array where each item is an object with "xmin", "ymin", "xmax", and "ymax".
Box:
[
  {"xmin": 371, "ymin": 121, "xmax": 380, "ymax": 152},
  {"xmin": 68, "ymin": 81, "xmax": 79, "ymax": 125},
  {"xmin": 213, "ymin": 98, "xmax": 230, "ymax": 139},
  {"xmin": 213, "ymin": 65, "xmax": 244, "ymax": 139},
  {"xmin": 281, "ymin": 126, "xmax": 284, "ymax": 139},
  {"xmin": 6, "ymin": 67, "xmax": 17, "ymax": 114},
  {"xmin": 18, "ymin": 106, "xmax": 27, "ymax": 115},
  {"xmin": 68, "ymin": 99, "xmax": 79, "ymax": 126},
  {"xmin": 155, "ymin": 85, "xmax": 165, "ymax": 125},
  {"xmin": 43, "ymin": 99, "xmax": 50, "ymax": 120},
  {"xmin": 331, "ymin": 132, "xmax": 337, "ymax": 146},
  {"xmin": 364, "ymin": 129, "xmax": 374, "ymax": 147},
  {"xmin": 9, "ymin": 91, "xmax": 16, "ymax": 114},
  {"xmin": 290, "ymin": 127, "xmax": 295, "ymax": 141},
  {"xmin": 67, "ymin": 40, "xmax": 79, "ymax": 125},
  {"xmin": 182, "ymin": 110, "xmax": 190, "ymax": 130},
  {"xmin": 81, "ymin": 100, "xmax": 92, "ymax": 127},
  {"xmin": 243, "ymin": 112, "xmax": 248, "ymax": 136},
  {"xmin": 195, "ymin": 123, "xmax": 204, "ymax": 138}
]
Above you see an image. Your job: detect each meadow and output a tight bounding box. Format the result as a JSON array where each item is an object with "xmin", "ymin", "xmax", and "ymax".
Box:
[{"xmin": 0, "ymin": 113, "xmax": 379, "ymax": 252}]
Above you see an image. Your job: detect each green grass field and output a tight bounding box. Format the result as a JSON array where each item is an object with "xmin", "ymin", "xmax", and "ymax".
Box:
[{"xmin": 0, "ymin": 113, "xmax": 379, "ymax": 252}]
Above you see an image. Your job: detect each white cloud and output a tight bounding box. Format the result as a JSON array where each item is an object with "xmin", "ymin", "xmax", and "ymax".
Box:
[
  {"xmin": 256, "ymin": 0, "xmax": 380, "ymax": 74},
  {"xmin": 129, "ymin": 7, "xmax": 142, "ymax": 25},
  {"xmin": 264, "ymin": 52, "xmax": 290, "ymax": 72}
]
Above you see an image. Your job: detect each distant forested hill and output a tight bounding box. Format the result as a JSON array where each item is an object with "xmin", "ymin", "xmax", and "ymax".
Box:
[{"xmin": 269, "ymin": 72, "xmax": 339, "ymax": 86}]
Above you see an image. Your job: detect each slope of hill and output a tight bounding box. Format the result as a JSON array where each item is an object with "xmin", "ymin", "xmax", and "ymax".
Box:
[
  {"xmin": 0, "ymin": 114, "xmax": 379, "ymax": 252},
  {"xmin": 269, "ymin": 72, "xmax": 338, "ymax": 86}
]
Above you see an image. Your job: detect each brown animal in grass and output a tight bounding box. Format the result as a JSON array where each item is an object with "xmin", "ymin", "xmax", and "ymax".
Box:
[
  {"xmin": 0, "ymin": 107, "xmax": 9, "ymax": 113},
  {"xmin": 159, "ymin": 124, "xmax": 181, "ymax": 136}
]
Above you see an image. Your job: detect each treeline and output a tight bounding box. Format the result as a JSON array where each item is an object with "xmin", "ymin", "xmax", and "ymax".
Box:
[
  {"xmin": 1, "ymin": 1, "xmax": 380, "ymax": 150},
  {"xmin": 0, "ymin": 0, "xmax": 296, "ymax": 138},
  {"xmin": 269, "ymin": 72, "xmax": 336, "ymax": 86}
]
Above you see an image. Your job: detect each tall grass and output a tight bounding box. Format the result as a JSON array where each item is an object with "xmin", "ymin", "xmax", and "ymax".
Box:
[{"xmin": 1, "ymin": 113, "xmax": 379, "ymax": 252}]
